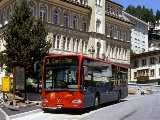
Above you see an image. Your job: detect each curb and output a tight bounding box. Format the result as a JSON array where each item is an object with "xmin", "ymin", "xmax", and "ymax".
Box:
[
  {"xmin": 9, "ymin": 109, "xmax": 43, "ymax": 120},
  {"xmin": 0, "ymin": 108, "xmax": 10, "ymax": 120}
]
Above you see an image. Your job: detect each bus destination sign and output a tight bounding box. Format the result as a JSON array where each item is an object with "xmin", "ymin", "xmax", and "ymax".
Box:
[{"xmin": 45, "ymin": 56, "xmax": 78, "ymax": 65}]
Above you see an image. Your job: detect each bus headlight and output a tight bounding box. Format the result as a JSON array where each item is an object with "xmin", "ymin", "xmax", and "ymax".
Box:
[
  {"xmin": 42, "ymin": 99, "xmax": 48, "ymax": 102},
  {"xmin": 72, "ymin": 99, "xmax": 82, "ymax": 103}
]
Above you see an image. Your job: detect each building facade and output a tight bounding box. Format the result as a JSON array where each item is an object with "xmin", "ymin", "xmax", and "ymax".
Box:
[
  {"xmin": 148, "ymin": 19, "xmax": 160, "ymax": 51},
  {"xmin": 123, "ymin": 11, "xmax": 149, "ymax": 54},
  {"xmin": 131, "ymin": 50, "xmax": 160, "ymax": 85},
  {"xmin": 0, "ymin": 0, "xmax": 133, "ymax": 80}
]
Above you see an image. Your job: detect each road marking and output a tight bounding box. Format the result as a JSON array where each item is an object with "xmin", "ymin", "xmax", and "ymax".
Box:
[{"xmin": 9, "ymin": 109, "xmax": 43, "ymax": 120}]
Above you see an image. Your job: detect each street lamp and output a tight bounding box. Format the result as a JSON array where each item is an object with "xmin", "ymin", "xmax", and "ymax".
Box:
[{"xmin": 88, "ymin": 46, "xmax": 95, "ymax": 58}]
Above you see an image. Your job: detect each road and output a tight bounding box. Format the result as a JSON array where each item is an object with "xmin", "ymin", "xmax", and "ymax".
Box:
[{"xmin": 11, "ymin": 94, "xmax": 160, "ymax": 120}]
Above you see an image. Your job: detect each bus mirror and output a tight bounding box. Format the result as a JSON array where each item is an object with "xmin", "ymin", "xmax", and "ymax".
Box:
[
  {"xmin": 83, "ymin": 66, "xmax": 88, "ymax": 76},
  {"xmin": 34, "ymin": 61, "xmax": 42, "ymax": 72}
]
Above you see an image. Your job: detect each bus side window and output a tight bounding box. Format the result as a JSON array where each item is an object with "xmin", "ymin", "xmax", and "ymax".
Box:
[
  {"xmin": 83, "ymin": 66, "xmax": 88, "ymax": 76},
  {"xmin": 83, "ymin": 66, "xmax": 92, "ymax": 87}
]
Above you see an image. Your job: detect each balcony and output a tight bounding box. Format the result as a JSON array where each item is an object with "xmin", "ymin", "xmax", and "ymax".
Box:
[{"xmin": 137, "ymin": 76, "xmax": 149, "ymax": 81}]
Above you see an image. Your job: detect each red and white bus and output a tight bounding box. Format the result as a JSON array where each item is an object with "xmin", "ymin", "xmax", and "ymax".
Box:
[{"xmin": 40, "ymin": 54, "xmax": 128, "ymax": 110}]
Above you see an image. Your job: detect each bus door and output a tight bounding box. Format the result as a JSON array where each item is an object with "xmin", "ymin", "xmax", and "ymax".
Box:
[{"xmin": 82, "ymin": 65, "xmax": 94, "ymax": 107}]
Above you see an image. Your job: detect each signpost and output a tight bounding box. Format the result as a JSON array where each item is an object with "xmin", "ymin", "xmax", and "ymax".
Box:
[{"xmin": 12, "ymin": 61, "xmax": 30, "ymax": 105}]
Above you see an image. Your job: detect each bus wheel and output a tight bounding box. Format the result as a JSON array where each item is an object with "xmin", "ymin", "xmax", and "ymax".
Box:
[
  {"xmin": 94, "ymin": 96, "xmax": 99, "ymax": 107},
  {"xmin": 42, "ymin": 108, "xmax": 49, "ymax": 113}
]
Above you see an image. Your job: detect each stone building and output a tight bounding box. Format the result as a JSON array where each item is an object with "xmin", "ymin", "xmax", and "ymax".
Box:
[{"xmin": 0, "ymin": 0, "xmax": 133, "ymax": 79}]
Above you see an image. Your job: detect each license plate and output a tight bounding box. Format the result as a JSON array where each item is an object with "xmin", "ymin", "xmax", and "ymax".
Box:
[{"xmin": 57, "ymin": 105, "xmax": 62, "ymax": 108}]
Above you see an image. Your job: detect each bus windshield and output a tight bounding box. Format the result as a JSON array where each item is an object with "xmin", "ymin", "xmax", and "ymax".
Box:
[{"xmin": 44, "ymin": 66, "xmax": 78, "ymax": 90}]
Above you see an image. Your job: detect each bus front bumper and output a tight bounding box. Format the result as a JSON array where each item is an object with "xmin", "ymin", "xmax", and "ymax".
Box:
[{"xmin": 42, "ymin": 102, "xmax": 83, "ymax": 109}]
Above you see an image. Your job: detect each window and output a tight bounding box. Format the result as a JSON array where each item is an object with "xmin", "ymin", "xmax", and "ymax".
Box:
[
  {"xmin": 96, "ymin": 20, "xmax": 100, "ymax": 32},
  {"xmin": 110, "ymin": 26, "xmax": 113, "ymax": 38},
  {"xmin": 85, "ymin": 41, "xmax": 88, "ymax": 53},
  {"xmin": 84, "ymin": 0, "xmax": 87, "ymax": 5},
  {"xmin": 63, "ymin": 37, "xmax": 66, "ymax": 50},
  {"xmin": 150, "ymin": 69, "xmax": 154, "ymax": 77},
  {"xmin": 123, "ymin": 30, "xmax": 126, "ymax": 41},
  {"xmin": 113, "ymin": 7, "xmax": 115, "ymax": 14},
  {"xmin": 116, "ymin": 8, "xmax": 119, "ymax": 15},
  {"xmin": 97, "ymin": 42, "xmax": 101, "ymax": 53},
  {"xmin": 73, "ymin": 39, "xmax": 76, "ymax": 52},
  {"xmin": 54, "ymin": 10, "xmax": 59, "ymax": 25},
  {"xmin": 82, "ymin": 41, "xmax": 84, "ymax": 53},
  {"xmin": 117, "ymin": 29, "xmax": 120, "ymax": 39},
  {"xmin": 63, "ymin": 37, "xmax": 70, "ymax": 50},
  {"xmin": 64, "ymin": 13, "xmax": 69, "ymax": 27},
  {"xmin": 67, "ymin": 38, "xmax": 70, "ymax": 50},
  {"xmin": 29, "ymin": 3, "xmax": 34, "ymax": 16},
  {"xmin": 82, "ymin": 18, "xmax": 87, "ymax": 31},
  {"xmin": 82, "ymin": 40, "xmax": 88, "ymax": 53},
  {"xmin": 105, "ymin": 24, "xmax": 107, "ymax": 35},
  {"xmin": 117, "ymin": 48, "xmax": 120, "ymax": 59},
  {"xmin": 150, "ymin": 57, "xmax": 156, "ymax": 64},
  {"xmin": 53, "ymin": 35, "xmax": 56, "ymax": 48},
  {"xmin": 99, "ymin": 0, "xmax": 101, "ymax": 6},
  {"xmin": 110, "ymin": 47, "xmax": 114, "ymax": 58},
  {"xmin": 73, "ymin": 16, "xmax": 78, "ymax": 29},
  {"xmin": 142, "ymin": 59, "xmax": 146, "ymax": 66},
  {"xmin": 110, "ymin": 6, "xmax": 112, "ymax": 13},
  {"xmin": 73, "ymin": 39, "xmax": 79, "ymax": 52},
  {"xmin": 76, "ymin": 40, "xmax": 79, "ymax": 52},
  {"xmin": 134, "ymin": 72, "xmax": 137, "ymax": 78},
  {"xmin": 40, "ymin": 7, "xmax": 46, "ymax": 21},
  {"xmin": 134, "ymin": 60, "xmax": 138, "ymax": 67},
  {"xmin": 80, "ymin": 0, "xmax": 87, "ymax": 4},
  {"xmin": 107, "ymin": 5, "xmax": 110, "ymax": 12},
  {"xmin": 53, "ymin": 35, "xmax": 60, "ymax": 49},
  {"xmin": 142, "ymin": 48, "xmax": 145, "ymax": 53},
  {"xmin": 123, "ymin": 49, "xmax": 127, "ymax": 60}
]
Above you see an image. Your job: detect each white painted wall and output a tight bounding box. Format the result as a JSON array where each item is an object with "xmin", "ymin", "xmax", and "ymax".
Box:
[
  {"xmin": 123, "ymin": 12, "xmax": 148, "ymax": 54},
  {"xmin": 131, "ymin": 55, "xmax": 160, "ymax": 83}
]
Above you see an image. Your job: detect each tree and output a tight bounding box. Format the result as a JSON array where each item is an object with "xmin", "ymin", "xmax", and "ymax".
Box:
[
  {"xmin": 156, "ymin": 10, "xmax": 160, "ymax": 20},
  {"xmin": 125, "ymin": 5, "xmax": 156, "ymax": 23},
  {"xmin": 1, "ymin": 0, "xmax": 51, "ymax": 77},
  {"xmin": 2, "ymin": 0, "xmax": 34, "ymax": 73},
  {"xmin": 29, "ymin": 18, "xmax": 51, "ymax": 88},
  {"xmin": 130, "ymin": 50, "xmax": 136, "ymax": 57}
]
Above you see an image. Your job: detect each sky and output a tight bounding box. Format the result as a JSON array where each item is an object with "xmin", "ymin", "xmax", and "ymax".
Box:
[{"xmin": 113, "ymin": 0, "xmax": 159, "ymax": 15}]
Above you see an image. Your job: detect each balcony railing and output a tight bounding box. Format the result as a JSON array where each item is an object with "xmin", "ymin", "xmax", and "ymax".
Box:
[{"xmin": 137, "ymin": 76, "xmax": 149, "ymax": 81}]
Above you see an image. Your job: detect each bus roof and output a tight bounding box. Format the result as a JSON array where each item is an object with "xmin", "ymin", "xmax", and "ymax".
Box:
[{"xmin": 44, "ymin": 54, "xmax": 129, "ymax": 69}]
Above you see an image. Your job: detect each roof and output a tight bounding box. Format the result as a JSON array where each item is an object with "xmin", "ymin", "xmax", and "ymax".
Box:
[
  {"xmin": 122, "ymin": 11, "xmax": 149, "ymax": 26},
  {"xmin": 131, "ymin": 50, "xmax": 160, "ymax": 59},
  {"xmin": 60, "ymin": 0, "xmax": 92, "ymax": 10},
  {"xmin": 105, "ymin": 12, "xmax": 134, "ymax": 25},
  {"xmin": 106, "ymin": 0, "xmax": 123, "ymax": 8}
]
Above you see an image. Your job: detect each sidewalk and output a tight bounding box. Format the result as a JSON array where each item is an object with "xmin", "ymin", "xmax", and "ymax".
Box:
[{"xmin": 0, "ymin": 108, "xmax": 10, "ymax": 120}]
